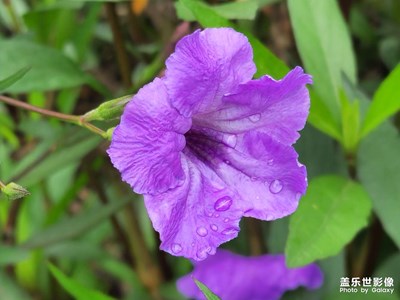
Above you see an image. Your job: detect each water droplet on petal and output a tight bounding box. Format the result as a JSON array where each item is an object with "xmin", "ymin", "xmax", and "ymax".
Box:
[
  {"xmin": 224, "ymin": 134, "xmax": 237, "ymax": 148},
  {"xmin": 214, "ymin": 196, "xmax": 233, "ymax": 211},
  {"xmin": 224, "ymin": 218, "xmax": 229, "ymax": 223},
  {"xmin": 196, "ymin": 246, "xmax": 211, "ymax": 260},
  {"xmin": 214, "ymin": 213, "xmax": 220, "ymax": 218},
  {"xmin": 191, "ymin": 242, "xmax": 195, "ymax": 247},
  {"xmin": 267, "ymin": 159, "xmax": 274, "ymax": 166},
  {"xmin": 250, "ymin": 176, "xmax": 258, "ymax": 182},
  {"xmin": 171, "ymin": 243, "xmax": 182, "ymax": 254},
  {"xmin": 196, "ymin": 226, "xmax": 208, "ymax": 237},
  {"xmin": 210, "ymin": 224, "xmax": 218, "ymax": 231},
  {"xmin": 207, "ymin": 212, "xmax": 213, "ymax": 217},
  {"xmin": 224, "ymin": 160, "xmax": 231, "ymax": 165},
  {"xmin": 222, "ymin": 227, "xmax": 239, "ymax": 235},
  {"xmin": 269, "ymin": 179, "xmax": 283, "ymax": 194},
  {"xmin": 248, "ymin": 114, "xmax": 261, "ymax": 123}
]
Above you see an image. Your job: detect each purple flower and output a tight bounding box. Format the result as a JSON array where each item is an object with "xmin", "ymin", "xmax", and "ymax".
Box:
[
  {"xmin": 107, "ymin": 28, "xmax": 311, "ymax": 260},
  {"xmin": 177, "ymin": 250, "xmax": 324, "ymax": 300}
]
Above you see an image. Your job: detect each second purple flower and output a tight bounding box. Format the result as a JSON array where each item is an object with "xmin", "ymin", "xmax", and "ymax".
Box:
[{"xmin": 108, "ymin": 28, "xmax": 312, "ymax": 260}]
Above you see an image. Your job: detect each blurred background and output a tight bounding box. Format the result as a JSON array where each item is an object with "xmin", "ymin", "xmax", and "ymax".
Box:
[{"xmin": 0, "ymin": 0, "xmax": 400, "ymax": 299}]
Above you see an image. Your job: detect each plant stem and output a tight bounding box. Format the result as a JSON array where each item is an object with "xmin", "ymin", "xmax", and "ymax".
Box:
[
  {"xmin": 123, "ymin": 204, "xmax": 163, "ymax": 299},
  {"xmin": 3, "ymin": 0, "xmax": 20, "ymax": 33},
  {"xmin": 0, "ymin": 180, "xmax": 6, "ymax": 189},
  {"xmin": 0, "ymin": 95, "xmax": 107, "ymax": 138},
  {"xmin": 105, "ymin": 3, "xmax": 132, "ymax": 89},
  {"xmin": 245, "ymin": 218, "xmax": 266, "ymax": 255}
]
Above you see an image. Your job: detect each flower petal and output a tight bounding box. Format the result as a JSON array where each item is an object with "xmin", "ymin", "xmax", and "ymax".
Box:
[
  {"xmin": 216, "ymin": 131, "xmax": 307, "ymax": 220},
  {"xmin": 144, "ymin": 127, "xmax": 306, "ymax": 260},
  {"xmin": 165, "ymin": 28, "xmax": 256, "ymax": 117},
  {"xmin": 177, "ymin": 250, "xmax": 324, "ymax": 300},
  {"xmin": 107, "ymin": 78, "xmax": 191, "ymax": 194},
  {"xmin": 144, "ymin": 153, "xmax": 244, "ymax": 260},
  {"xmin": 195, "ymin": 66, "xmax": 312, "ymax": 145}
]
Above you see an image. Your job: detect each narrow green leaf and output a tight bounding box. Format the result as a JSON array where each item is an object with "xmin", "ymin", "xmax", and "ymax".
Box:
[
  {"xmin": 361, "ymin": 64, "xmax": 400, "ymax": 137},
  {"xmin": 0, "ymin": 270, "xmax": 31, "ymax": 300},
  {"xmin": 358, "ymin": 122, "xmax": 400, "ymax": 249},
  {"xmin": 288, "ymin": 0, "xmax": 357, "ymax": 122},
  {"xmin": 0, "ymin": 67, "xmax": 30, "ymax": 91},
  {"xmin": 194, "ymin": 279, "xmax": 221, "ymax": 300},
  {"xmin": 0, "ymin": 246, "xmax": 29, "ymax": 266},
  {"xmin": 308, "ymin": 90, "xmax": 342, "ymax": 141},
  {"xmin": 23, "ymin": 196, "xmax": 132, "ymax": 249},
  {"xmin": 286, "ymin": 175, "xmax": 371, "ymax": 267},
  {"xmin": 14, "ymin": 132, "xmax": 100, "ymax": 188},
  {"xmin": 340, "ymin": 90, "xmax": 360, "ymax": 153},
  {"xmin": 0, "ymin": 39, "xmax": 90, "ymax": 92},
  {"xmin": 48, "ymin": 264, "xmax": 115, "ymax": 300},
  {"xmin": 176, "ymin": 0, "xmax": 258, "ymax": 21}
]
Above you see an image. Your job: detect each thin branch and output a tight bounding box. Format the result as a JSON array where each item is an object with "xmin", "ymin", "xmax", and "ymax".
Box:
[{"xmin": 0, "ymin": 95, "xmax": 107, "ymax": 138}]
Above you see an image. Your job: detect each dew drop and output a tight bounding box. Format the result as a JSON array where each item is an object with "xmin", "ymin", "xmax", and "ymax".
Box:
[
  {"xmin": 222, "ymin": 227, "xmax": 239, "ymax": 235},
  {"xmin": 267, "ymin": 159, "xmax": 274, "ymax": 166},
  {"xmin": 250, "ymin": 176, "xmax": 258, "ymax": 182},
  {"xmin": 196, "ymin": 226, "xmax": 208, "ymax": 237},
  {"xmin": 210, "ymin": 224, "xmax": 218, "ymax": 231},
  {"xmin": 196, "ymin": 246, "xmax": 211, "ymax": 260},
  {"xmin": 269, "ymin": 179, "xmax": 283, "ymax": 194},
  {"xmin": 214, "ymin": 213, "xmax": 220, "ymax": 218},
  {"xmin": 224, "ymin": 159, "xmax": 231, "ymax": 165},
  {"xmin": 191, "ymin": 242, "xmax": 195, "ymax": 247},
  {"xmin": 207, "ymin": 212, "xmax": 213, "ymax": 217},
  {"xmin": 214, "ymin": 196, "xmax": 233, "ymax": 212},
  {"xmin": 171, "ymin": 243, "xmax": 182, "ymax": 254},
  {"xmin": 223, "ymin": 218, "xmax": 229, "ymax": 223},
  {"xmin": 224, "ymin": 134, "xmax": 237, "ymax": 148},
  {"xmin": 248, "ymin": 114, "xmax": 261, "ymax": 123}
]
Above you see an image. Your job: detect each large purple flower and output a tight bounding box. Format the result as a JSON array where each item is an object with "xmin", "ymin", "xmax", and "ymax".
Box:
[
  {"xmin": 108, "ymin": 28, "xmax": 311, "ymax": 260},
  {"xmin": 177, "ymin": 250, "xmax": 324, "ymax": 300}
]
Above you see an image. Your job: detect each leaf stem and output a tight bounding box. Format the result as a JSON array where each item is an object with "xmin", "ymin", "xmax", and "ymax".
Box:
[
  {"xmin": 123, "ymin": 205, "xmax": 163, "ymax": 299},
  {"xmin": 0, "ymin": 95, "xmax": 107, "ymax": 139}
]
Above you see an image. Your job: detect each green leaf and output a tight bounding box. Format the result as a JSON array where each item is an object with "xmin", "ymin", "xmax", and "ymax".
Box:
[
  {"xmin": 288, "ymin": 0, "xmax": 357, "ymax": 122},
  {"xmin": 12, "ymin": 131, "xmax": 100, "ymax": 188},
  {"xmin": 22, "ymin": 196, "xmax": 132, "ymax": 249},
  {"xmin": 176, "ymin": 0, "xmax": 258, "ymax": 21},
  {"xmin": 48, "ymin": 264, "xmax": 115, "ymax": 300},
  {"xmin": 308, "ymin": 90, "xmax": 342, "ymax": 141},
  {"xmin": 194, "ymin": 279, "xmax": 221, "ymax": 300},
  {"xmin": 358, "ymin": 122, "xmax": 400, "ymax": 249},
  {"xmin": 339, "ymin": 90, "xmax": 360, "ymax": 153},
  {"xmin": 361, "ymin": 64, "xmax": 400, "ymax": 138},
  {"xmin": 0, "ymin": 39, "xmax": 90, "ymax": 92},
  {"xmin": 0, "ymin": 246, "xmax": 29, "ymax": 266},
  {"xmin": 0, "ymin": 67, "xmax": 30, "ymax": 91},
  {"xmin": 0, "ymin": 270, "xmax": 31, "ymax": 300},
  {"xmin": 285, "ymin": 175, "xmax": 371, "ymax": 267}
]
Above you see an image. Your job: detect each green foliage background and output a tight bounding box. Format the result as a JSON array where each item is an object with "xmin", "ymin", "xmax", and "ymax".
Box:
[{"xmin": 0, "ymin": 0, "xmax": 400, "ymax": 299}]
